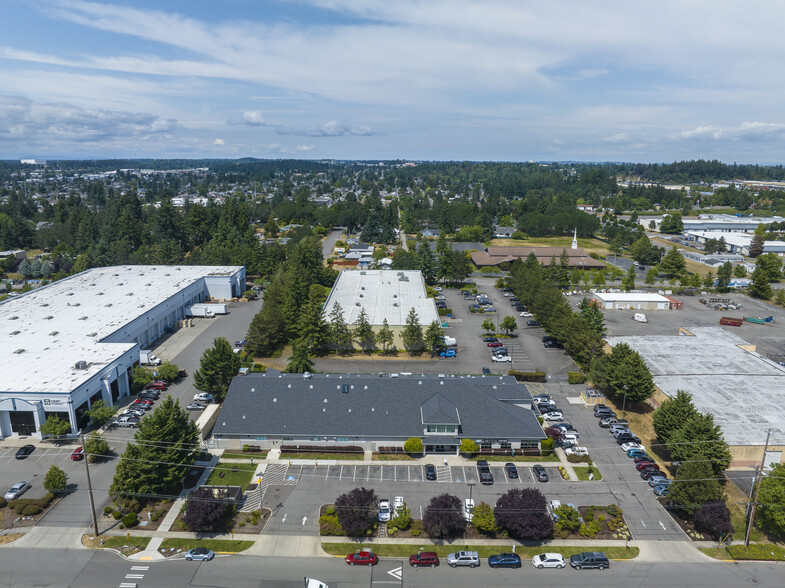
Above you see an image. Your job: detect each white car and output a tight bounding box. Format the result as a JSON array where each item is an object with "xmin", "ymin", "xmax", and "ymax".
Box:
[
  {"xmin": 464, "ymin": 498, "xmax": 475, "ymax": 522},
  {"xmin": 193, "ymin": 393, "xmax": 214, "ymax": 403},
  {"xmin": 621, "ymin": 442, "xmax": 645, "ymax": 452},
  {"xmin": 5, "ymin": 481, "xmax": 31, "ymax": 501},
  {"xmin": 378, "ymin": 499, "xmax": 391, "ymax": 522},
  {"xmin": 520, "ymin": 311, "xmax": 532, "ymax": 317},
  {"xmin": 393, "ymin": 496, "xmax": 404, "ymax": 514},
  {"xmin": 564, "ymin": 446, "xmax": 590, "ymax": 457},
  {"xmin": 434, "ymin": 286, "xmax": 442, "ymax": 291},
  {"xmin": 532, "ymin": 553, "xmax": 566, "ymax": 569},
  {"xmin": 541, "ymin": 412, "xmax": 564, "ymax": 422},
  {"xmin": 492, "ymin": 354, "xmax": 512, "ymax": 363}
]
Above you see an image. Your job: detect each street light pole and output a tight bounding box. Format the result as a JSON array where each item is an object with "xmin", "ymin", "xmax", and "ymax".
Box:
[
  {"xmin": 467, "ymin": 482, "xmax": 475, "ymax": 502},
  {"xmin": 622, "ymin": 385, "xmax": 629, "ymax": 415},
  {"xmin": 80, "ymin": 433, "xmax": 99, "ymax": 538}
]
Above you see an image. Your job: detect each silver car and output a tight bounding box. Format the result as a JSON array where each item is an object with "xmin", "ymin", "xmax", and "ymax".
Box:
[{"xmin": 5, "ymin": 481, "xmax": 31, "ymax": 501}]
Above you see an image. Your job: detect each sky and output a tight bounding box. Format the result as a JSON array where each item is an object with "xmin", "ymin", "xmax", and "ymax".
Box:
[{"xmin": 2, "ymin": 0, "xmax": 785, "ymax": 163}]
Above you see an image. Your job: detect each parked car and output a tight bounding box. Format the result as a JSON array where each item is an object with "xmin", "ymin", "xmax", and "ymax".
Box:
[
  {"xmin": 487, "ymin": 341, "xmax": 503, "ymax": 347},
  {"xmin": 483, "ymin": 306, "xmax": 496, "ymax": 313},
  {"xmin": 116, "ymin": 416, "xmax": 140, "ymax": 428},
  {"xmin": 185, "ymin": 547, "xmax": 214, "ymax": 561},
  {"xmin": 425, "ymin": 464, "xmax": 437, "ymax": 481},
  {"xmin": 621, "ymin": 442, "xmax": 645, "ymax": 452},
  {"xmin": 648, "ymin": 476, "xmax": 671, "ymax": 487},
  {"xmin": 193, "ymin": 393, "xmax": 214, "ymax": 403},
  {"xmin": 505, "ymin": 463, "xmax": 518, "ymax": 478},
  {"xmin": 447, "ymin": 551, "xmax": 480, "ymax": 568},
  {"xmin": 377, "ymin": 499, "xmax": 392, "ymax": 522},
  {"xmin": 440, "ymin": 349, "xmax": 457, "ymax": 358},
  {"xmin": 617, "ymin": 434, "xmax": 642, "ymax": 445},
  {"xmin": 15, "ymin": 445, "xmax": 35, "ymax": 459},
  {"xmin": 5, "ymin": 481, "xmax": 31, "ymax": 501},
  {"xmin": 479, "ymin": 471, "xmax": 494, "ymax": 485},
  {"xmin": 139, "ymin": 389, "xmax": 160, "ymax": 398},
  {"xmin": 544, "ymin": 340, "xmax": 563, "ymax": 348},
  {"xmin": 569, "ymin": 552, "xmax": 609, "ymax": 570},
  {"xmin": 394, "ymin": 496, "xmax": 404, "ymax": 513},
  {"xmin": 632, "ymin": 454, "xmax": 654, "ymax": 464},
  {"xmin": 492, "ymin": 354, "xmax": 512, "ymax": 363},
  {"xmin": 482, "ymin": 367, "xmax": 491, "ymax": 375},
  {"xmin": 542, "ymin": 411, "xmax": 563, "ymax": 422},
  {"xmin": 488, "ymin": 553, "xmax": 522, "ymax": 568},
  {"xmin": 600, "ymin": 417, "xmax": 628, "ymax": 428},
  {"xmin": 346, "ymin": 551, "xmax": 378, "ymax": 566},
  {"xmin": 532, "ymin": 553, "xmax": 566, "ymax": 569},
  {"xmin": 526, "ymin": 320, "xmax": 540, "ymax": 327},
  {"xmin": 653, "ymin": 484, "xmax": 670, "ymax": 496},
  {"xmin": 640, "ymin": 468, "xmax": 664, "ymax": 480},
  {"xmin": 557, "ymin": 423, "xmax": 575, "ymax": 432},
  {"xmin": 533, "ymin": 465, "xmax": 549, "ymax": 482},
  {"xmin": 71, "ymin": 446, "xmax": 85, "ymax": 461},
  {"xmin": 636, "ymin": 461, "xmax": 660, "ymax": 471},
  {"xmin": 234, "ymin": 339, "xmax": 246, "ymax": 347},
  {"xmin": 409, "ymin": 551, "xmax": 439, "ymax": 567},
  {"xmin": 187, "ymin": 403, "xmax": 206, "ymax": 411},
  {"xmin": 565, "ymin": 446, "xmax": 590, "ymax": 457},
  {"xmin": 627, "ymin": 449, "xmax": 649, "ymax": 459},
  {"xmin": 147, "ymin": 381, "xmax": 168, "ymax": 391},
  {"xmin": 482, "ymin": 337, "xmax": 499, "ymax": 342},
  {"xmin": 464, "ymin": 498, "xmax": 475, "ymax": 522},
  {"xmin": 520, "ymin": 311, "xmax": 532, "ymax": 317},
  {"xmin": 533, "ymin": 393, "xmax": 551, "ymax": 401}
]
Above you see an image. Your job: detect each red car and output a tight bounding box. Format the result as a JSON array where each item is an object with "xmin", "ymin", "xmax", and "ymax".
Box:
[
  {"xmin": 71, "ymin": 446, "xmax": 85, "ymax": 461},
  {"xmin": 346, "ymin": 551, "xmax": 378, "ymax": 566},
  {"xmin": 148, "ymin": 382, "xmax": 168, "ymax": 391},
  {"xmin": 487, "ymin": 341, "xmax": 503, "ymax": 347},
  {"xmin": 133, "ymin": 398, "xmax": 153, "ymax": 405},
  {"xmin": 636, "ymin": 461, "xmax": 660, "ymax": 471}
]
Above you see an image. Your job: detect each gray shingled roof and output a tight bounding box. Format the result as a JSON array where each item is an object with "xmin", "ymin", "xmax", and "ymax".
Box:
[
  {"xmin": 215, "ymin": 373, "xmax": 545, "ymax": 441},
  {"xmin": 420, "ymin": 393, "xmax": 461, "ymax": 425}
]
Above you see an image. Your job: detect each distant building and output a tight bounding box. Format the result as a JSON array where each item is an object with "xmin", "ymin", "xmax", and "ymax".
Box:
[
  {"xmin": 577, "ymin": 204, "xmax": 595, "ymax": 213},
  {"xmin": 686, "ymin": 230, "xmax": 785, "ymax": 256},
  {"xmin": 20, "ymin": 159, "xmax": 46, "ymax": 165},
  {"xmin": 493, "ymin": 226, "xmax": 516, "ymax": 238},
  {"xmin": 592, "ymin": 292, "xmax": 671, "ymax": 311},
  {"xmin": 470, "ymin": 246, "xmax": 605, "ymax": 269}
]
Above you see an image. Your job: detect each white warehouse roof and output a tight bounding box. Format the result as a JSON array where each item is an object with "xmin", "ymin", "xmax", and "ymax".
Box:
[
  {"xmin": 324, "ymin": 270, "xmax": 439, "ymax": 326},
  {"xmin": 592, "ymin": 292, "xmax": 671, "ymax": 303},
  {"xmin": 1, "ymin": 265, "xmax": 242, "ymax": 394}
]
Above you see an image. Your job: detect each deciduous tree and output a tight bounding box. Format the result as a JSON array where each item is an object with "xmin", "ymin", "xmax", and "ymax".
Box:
[
  {"xmin": 184, "ymin": 486, "xmax": 230, "ymax": 532},
  {"xmin": 494, "ymin": 488, "xmax": 553, "ymax": 540},
  {"xmin": 88, "ymin": 400, "xmax": 116, "ymax": 427},
  {"xmin": 757, "ymin": 463, "xmax": 785, "ymax": 538},
  {"xmin": 500, "ymin": 315, "xmax": 518, "ymax": 336},
  {"xmin": 481, "ymin": 318, "xmax": 496, "ymax": 334},
  {"xmin": 40, "ymin": 416, "xmax": 72, "ymax": 437},
  {"xmin": 694, "ymin": 500, "xmax": 732, "ymax": 540},
  {"xmin": 471, "ymin": 502, "xmax": 498, "ymax": 534},
  {"xmin": 43, "ymin": 464, "xmax": 68, "ymax": 493},
  {"xmin": 423, "ymin": 493, "xmax": 464, "ymax": 538},
  {"xmin": 334, "ymin": 487, "xmax": 378, "ymax": 536},
  {"xmin": 84, "ymin": 432, "xmax": 109, "ymax": 464}
]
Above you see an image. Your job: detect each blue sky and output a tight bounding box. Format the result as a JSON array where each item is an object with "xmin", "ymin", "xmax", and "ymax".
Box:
[{"xmin": 2, "ymin": 0, "xmax": 785, "ymax": 162}]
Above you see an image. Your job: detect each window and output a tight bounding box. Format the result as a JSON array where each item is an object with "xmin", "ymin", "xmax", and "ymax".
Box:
[
  {"xmin": 521, "ymin": 439, "xmax": 539, "ymax": 449},
  {"xmin": 426, "ymin": 425, "xmax": 455, "ymax": 434}
]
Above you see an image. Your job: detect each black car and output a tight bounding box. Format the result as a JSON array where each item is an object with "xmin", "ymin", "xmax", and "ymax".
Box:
[
  {"xmin": 533, "ymin": 464, "xmax": 549, "ymax": 482},
  {"xmin": 482, "ymin": 367, "xmax": 491, "ymax": 375},
  {"xmin": 505, "ymin": 463, "xmax": 518, "ymax": 478},
  {"xmin": 526, "ymin": 320, "xmax": 540, "ymax": 327},
  {"xmin": 482, "ymin": 336, "xmax": 498, "ymax": 343},
  {"xmin": 533, "ymin": 393, "xmax": 551, "ymax": 401},
  {"xmin": 425, "ymin": 464, "xmax": 437, "ymax": 481},
  {"xmin": 544, "ymin": 340, "xmax": 563, "ymax": 348},
  {"xmin": 616, "ymin": 434, "xmax": 641, "ymax": 445},
  {"xmin": 640, "ymin": 468, "xmax": 663, "ymax": 480},
  {"xmin": 492, "ymin": 347, "xmax": 508, "ymax": 356},
  {"xmin": 476, "ymin": 460, "xmax": 490, "ymax": 472},
  {"xmin": 488, "ymin": 553, "xmax": 522, "ymax": 568},
  {"xmin": 15, "ymin": 444, "xmax": 35, "ymax": 459},
  {"xmin": 542, "ymin": 336, "xmax": 556, "ymax": 343},
  {"xmin": 479, "ymin": 471, "xmax": 494, "ymax": 485},
  {"xmin": 632, "ymin": 454, "xmax": 654, "ymax": 464},
  {"xmin": 569, "ymin": 552, "xmax": 609, "ymax": 570}
]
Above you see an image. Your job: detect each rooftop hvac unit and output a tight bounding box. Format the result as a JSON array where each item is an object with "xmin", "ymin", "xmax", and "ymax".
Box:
[
  {"xmin": 393, "ymin": 302, "xmax": 398, "ymax": 307},
  {"xmin": 14, "ymin": 349, "xmax": 25, "ymax": 354},
  {"xmin": 342, "ymin": 384, "xmax": 349, "ymax": 393},
  {"xmin": 75, "ymin": 360, "xmax": 88, "ymax": 369}
]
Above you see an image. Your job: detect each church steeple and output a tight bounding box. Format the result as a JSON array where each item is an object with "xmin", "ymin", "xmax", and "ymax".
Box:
[{"xmin": 571, "ymin": 228, "xmax": 578, "ymax": 250}]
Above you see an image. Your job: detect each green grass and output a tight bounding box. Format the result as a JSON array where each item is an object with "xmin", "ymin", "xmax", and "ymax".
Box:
[
  {"xmin": 574, "ymin": 467, "xmax": 603, "ymax": 481},
  {"xmin": 322, "ymin": 542, "xmax": 638, "ymax": 560},
  {"xmin": 205, "ymin": 462, "xmax": 257, "ymax": 491},
  {"xmin": 98, "ymin": 536, "xmax": 151, "ymax": 550},
  {"xmin": 372, "ymin": 454, "xmax": 416, "ymax": 461},
  {"xmin": 221, "ymin": 452, "xmax": 268, "ymax": 460},
  {"xmin": 723, "ymin": 544, "xmax": 785, "ymax": 561},
  {"xmin": 469, "ymin": 455, "xmax": 560, "ymax": 462},
  {"xmin": 160, "ymin": 538, "xmax": 254, "ymax": 553},
  {"xmin": 280, "ymin": 453, "xmax": 364, "ymax": 460}
]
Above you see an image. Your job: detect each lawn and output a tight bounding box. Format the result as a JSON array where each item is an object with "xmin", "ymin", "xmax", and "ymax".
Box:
[
  {"xmin": 322, "ymin": 542, "xmax": 638, "ymax": 560},
  {"xmin": 221, "ymin": 452, "xmax": 268, "ymax": 460},
  {"xmin": 699, "ymin": 544, "xmax": 785, "ymax": 561},
  {"xmin": 574, "ymin": 466, "xmax": 603, "ymax": 481},
  {"xmin": 372, "ymin": 453, "xmax": 417, "ymax": 461},
  {"xmin": 97, "ymin": 536, "xmax": 151, "ymax": 550},
  {"xmin": 160, "ymin": 538, "xmax": 254, "ymax": 553},
  {"xmin": 205, "ymin": 462, "xmax": 257, "ymax": 491},
  {"xmin": 490, "ymin": 236, "xmax": 610, "ymax": 255}
]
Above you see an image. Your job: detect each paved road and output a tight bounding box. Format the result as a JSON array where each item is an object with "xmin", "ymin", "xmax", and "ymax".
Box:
[
  {"xmin": 322, "ymin": 228, "xmax": 345, "ymax": 259},
  {"xmin": 1, "ymin": 548, "xmax": 783, "ymax": 587}
]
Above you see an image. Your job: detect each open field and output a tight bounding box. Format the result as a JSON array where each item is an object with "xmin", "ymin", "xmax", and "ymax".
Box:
[{"xmin": 490, "ymin": 236, "xmax": 610, "ymax": 254}]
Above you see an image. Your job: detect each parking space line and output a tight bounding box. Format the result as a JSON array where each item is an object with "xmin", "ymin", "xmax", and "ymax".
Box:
[
  {"xmin": 527, "ymin": 466, "xmax": 536, "ymax": 483},
  {"xmin": 366, "ymin": 467, "xmax": 370, "ymax": 482},
  {"xmin": 353, "ymin": 466, "xmax": 357, "ymax": 481},
  {"xmin": 339, "ymin": 465, "xmax": 343, "ymax": 480},
  {"xmin": 0, "ymin": 448, "xmax": 13, "ymax": 459},
  {"xmin": 325, "ymin": 465, "xmax": 330, "ymax": 480},
  {"xmin": 380, "ymin": 466, "xmax": 383, "ymax": 481},
  {"xmin": 394, "ymin": 466, "xmax": 397, "ymax": 482}
]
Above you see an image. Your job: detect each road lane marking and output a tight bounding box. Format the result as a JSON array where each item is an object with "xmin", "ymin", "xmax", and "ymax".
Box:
[
  {"xmin": 388, "ymin": 566, "xmax": 403, "ymax": 580},
  {"xmin": 302, "ymin": 516, "xmax": 308, "ymax": 525},
  {"xmin": 130, "ymin": 566, "xmax": 149, "ymax": 571},
  {"xmin": 640, "ymin": 519, "xmax": 646, "ymax": 527},
  {"xmin": 339, "ymin": 465, "xmax": 343, "ymax": 480},
  {"xmin": 659, "ymin": 521, "xmax": 667, "ymax": 530}
]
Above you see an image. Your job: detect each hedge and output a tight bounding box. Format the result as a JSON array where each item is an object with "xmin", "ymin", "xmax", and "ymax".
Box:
[
  {"xmin": 281, "ymin": 445, "xmax": 363, "ymax": 455},
  {"xmin": 508, "ymin": 370, "xmax": 547, "ymax": 382},
  {"xmin": 568, "ymin": 371, "xmax": 587, "ymax": 384},
  {"xmin": 438, "ymin": 308, "xmax": 452, "ymax": 316},
  {"xmin": 21, "ymin": 504, "xmax": 42, "ymax": 516},
  {"xmin": 378, "ymin": 446, "xmax": 409, "ymax": 455},
  {"xmin": 0, "ymin": 497, "xmax": 6, "ymax": 509},
  {"xmin": 8, "ymin": 493, "xmax": 55, "ymax": 514}
]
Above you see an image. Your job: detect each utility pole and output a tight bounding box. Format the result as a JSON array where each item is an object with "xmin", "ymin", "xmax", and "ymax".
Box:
[
  {"xmin": 81, "ymin": 434, "xmax": 100, "ymax": 538},
  {"xmin": 745, "ymin": 429, "xmax": 771, "ymax": 547}
]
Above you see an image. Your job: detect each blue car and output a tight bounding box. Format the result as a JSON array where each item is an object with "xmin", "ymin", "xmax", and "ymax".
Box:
[
  {"xmin": 440, "ymin": 349, "xmax": 457, "ymax": 358},
  {"xmin": 185, "ymin": 547, "xmax": 215, "ymax": 561},
  {"xmin": 627, "ymin": 449, "xmax": 648, "ymax": 458},
  {"xmin": 653, "ymin": 484, "xmax": 670, "ymax": 497},
  {"xmin": 488, "ymin": 553, "xmax": 522, "ymax": 568}
]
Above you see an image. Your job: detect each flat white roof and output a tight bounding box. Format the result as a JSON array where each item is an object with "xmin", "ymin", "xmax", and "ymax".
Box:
[
  {"xmin": 593, "ymin": 292, "xmax": 671, "ymax": 303},
  {"xmin": 1, "ymin": 265, "xmax": 242, "ymax": 394},
  {"xmin": 324, "ymin": 270, "xmax": 439, "ymax": 326},
  {"xmin": 608, "ymin": 328, "xmax": 785, "ymax": 446}
]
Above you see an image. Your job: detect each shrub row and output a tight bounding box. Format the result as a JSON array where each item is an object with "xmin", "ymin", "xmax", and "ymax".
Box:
[
  {"xmin": 508, "ymin": 370, "xmax": 547, "ymax": 382},
  {"xmin": 377, "ymin": 446, "xmax": 408, "ymax": 455},
  {"xmin": 280, "ymin": 445, "xmax": 363, "ymax": 454},
  {"xmin": 8, "ymin": 493, "xmax": 55, "ymax": 515},
  {"xmin": 241, "ymin": 445, "xmax": 270, "ymax": 454},
  {"xmin": 567, "ymin": 371, "xmax": 587, "ymax": 384}
]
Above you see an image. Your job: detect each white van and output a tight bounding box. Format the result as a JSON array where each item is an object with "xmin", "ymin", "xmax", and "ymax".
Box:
[
  {"xmin": 464, "ymin": 498, "xmax": 475, "ymax": 522},
  {"xmin": 633, "ymin": 313, "xmax": 647, "ymax": 323}
]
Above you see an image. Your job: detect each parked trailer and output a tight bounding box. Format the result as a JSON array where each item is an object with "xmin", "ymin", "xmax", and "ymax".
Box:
[
  {"xmin": 745, "ymin": 316, "xmax": 775, "ymax": 325},
  {"xmin": 185, "ymin": 303, "xmax": 229, "ymax": 318},
  {"xmin": 720, "ymin": 317, "xmax": 743, "ymax": 327}
]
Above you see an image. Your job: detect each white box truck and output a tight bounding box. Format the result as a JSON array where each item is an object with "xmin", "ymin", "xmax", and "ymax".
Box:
[
  {"xmin": 140, "ymin": 350, "xmax": 162, "ymax": 365},
  {"xmin": 443, "ymin": 336, "xmax": 457, "ymax": 346},
  {"xmin": 633, "ymin": 313, "xmax": 647, "ymax": 323},
  {"xmin": 185, "ymin": 303, "xmax": 229, "ymax": 318}
]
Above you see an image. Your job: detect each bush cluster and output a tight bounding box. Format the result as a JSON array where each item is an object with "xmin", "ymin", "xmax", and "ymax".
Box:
[
  {"xmin": 567, "ymin": 371, "xmax": 587, "ymax": 384},
  {"xmin": 8, "ymin": 493, "xmax": 55, "ymax": 515},
  {"xmin": 122, "ymin": 512, "xmax": 138, "ymax": 528},
  {"xmin": 507, "ymin": 370, "xmax": 547, "ymax": 382},
  {"xmin": 319, "ymin": 514, "xmax": 344, "ymax": 536}
]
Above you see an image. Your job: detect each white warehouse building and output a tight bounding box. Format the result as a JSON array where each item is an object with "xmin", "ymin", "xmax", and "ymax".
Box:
[
  {"xmin": 0, "ymin": 265, "xmax": 245, "ymax": 439},
  {"xmin": 592, "ymin": 292, "xmax": 671, "ymax": 311}
]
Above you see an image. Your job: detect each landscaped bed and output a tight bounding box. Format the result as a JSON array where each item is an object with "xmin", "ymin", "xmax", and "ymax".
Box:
[
  {"xmin": 700, "ymin": 544, "xmax": 785, "ymax": 561},
  {"xmin": 281, "ymin": 453, "xmax": 364, "ymax": 461},
  {"xmin": 0, "ymin": 492, "xmax": 60, "ymax": 529},
  {"xmin": 205, "ymin": 462, "xmax": 257, "ymax": 491},
  {"xmin": 574, "ymin": 466, "xmax": 603, "ymax": 481},
  {"xmin": 102, "ymin": 498, "xmax": 175, "ymax": 532},
  {"xmin": 321, "ymin": 542, "xmax": 639, "ymax": 560},
  {"xmin": 82, "ymin": 534, "xmax": 151, "ymax": 556},
  {"xmin": 158, "ymin": 538, "xmax": 255, "ymax": 557}
]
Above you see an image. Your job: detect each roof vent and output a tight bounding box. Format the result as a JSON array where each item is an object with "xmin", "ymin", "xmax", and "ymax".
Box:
[
  {"xmin": 10, "ymin": 330, "xmax": 20, "ymax": 335},
  {"xmin": 44, "ymin": 315, "xmax": 53, "ymax": 320},
  {"xmin": 364, "ymin": 385, "xmax": 368, "ymax": 390},
  {"xmin": 87, "ymin": 332, "xmax": 97, "ymax": 337},
  {"xmin": 440, "ymin": 381, "xmax": 444, "ymax": 385},
  {"xmin": 98, "ymin": 292, "xmax": 104, "ymax": 295},
  {"xmin": 371, "ymin": 407, "xmax": 375, "ymax": 411},
  {"xmin": 49, "ymin": 331, "xmax": 58, "ymax": 336},
  {"xmin": 73, "ymin": 303, "xmax": 80, "ymax": 306},
  {"xmin": 79, "ymin": 316, "xmax": 88, "ymax": 320},
  {"xmin": 90, "ymin": 283, "xmax": 95, "ymax": 287},
  {"xmin": 75, "ymin": 360, "xmax": 87, "ymax": 369},
  {"xmin": 126, "ymin": 292, "xmax": 133, "ymax": 296},
  {"xmin": 273, "ymin": 398, "xmax": 277, "ymax": 402},
  {"xmin": 9, "ymin": 316, "xmax": 18, "ymax": 320},
  {"xmin": 323, "ymin": 408, "xmax": 326, "ymax": 412},
  {"xmin": 393, "ymin": 302, "xmax": 398, "ymax": 307},
  {"xmin": 287, "ymin": 384, "xmax": 291, "ymax": 389},
  {"xmin": 309, "ymin": 384, "xmax": 314, "ymax": 389},
  {"xmin": 418, "ymin": 380, "xmax": 422, "ymax": 385},
  {"xmin": 105, "ymin": 303, "xmax": 112, "ymax": 307},
  {"xmin": 355, "ymin": 302, "xmax": 360, "ymax": 306},
  {"xmin": 348, "ymin": 408, "xmax": 352, "ymax": 412},
  {"xmin": 14, "ymin": 348, "xmax": 25, "ymax": 354},
  {"xmin": 350, "ymin": 385, "xmax": 355, "ymax": 389},
  {"xmin": 67, "ymin": 292, "xmax": 74, "ymax": 296},
  {"xmin": 303, "ymin": 372, "xmax": 312, "ymax": 379},
  {"xmin": 251, "ymin": 388, "xmax": 255, "ymax": 392},
  {"xmin": 342, "ymin": 384, "xmax": 349, "ymax": 393},
  {"xmin": 41, "ymin": 303, "xmax": 49, "ymax": 307},
  {"xmin": 323, "ymin": 398, "xmax": 328, "ymax": 403}
]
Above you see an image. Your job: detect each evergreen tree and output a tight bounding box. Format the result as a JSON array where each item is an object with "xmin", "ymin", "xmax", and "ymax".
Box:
[
  {"xmin": 264, "ymin": 212, "xmax": 279, "ymax": 237},
  {"xmin": 749, "ymin": 224, "xmax": 765, "ymax": 258},
  {"xmin": 733, "ymin": 264, "xmax": 747, "ymax": 278},
  {"xmin": 285, "ymin": 339, "xmax": 314, "ymax": 373},
  {"xmin": 668, "ymin": 459, "xmax": 722, "ymax": 517},
  {"xmin": 660, "ymin": 248, "xmax": 686, "ymax": 277},
  {"xmin": 328, "ymin": 302, "xmax": 352, "ymax": 351},
  {"xmin": 193, "ymin": 337, "xmax": 242, "ymax": 401},
  {"xmin": 652, "ymin": 390, "xmax": 698, "ymax": 443},
  {"xmin": 110, "ymin": 396, "xmax": 200, "ymax": 498},
  {"xmin": 448, "ymin": 250, "xmax": 472, "ymax": 284},
  {"xmin": 435, "ymin": 233, "xmax": 452, "ymax": 283},
  {"xmin": 605, "ymin": 343, "xmax": 655, "ymax": 404},
  {"xmin": 401, "ymin": 307, "xmax": 423, "ymax": 351},
  {"xmin": 297, "ymin": 285, "xmax": 328, "ymax": 352},
  {"xmin": 703, "ymin": 270, "xmax": 715, "ymax": 289},
  {"xmin": 667, "ymin": 413, "xmax": 732, "ymax": 478},
  {"xmin": 416, "ymin": 239, "xmax": 436, "ymax": 284},
  {"xmin": 424, "ymin": 320, "xmax": 444, "ymax": 352},
  {"xmin": 622, "ymin": 264, "xmax": 636, "ymax": 291},
  {"xmin": 715, "ymin": 261, "xmax": 732, "ymax": 293},
  {"xmin": 749, "ymin": 265, "xmax": 772, "ymax": 299},
  {"xmin": 353, "ymin": 308, "xmax": 376, "ymax": 352},
  {"xmin": 377, "ymin": 319, "xmax": 395, "ymax": 353},
  {"xmin": 644, "ymin": 267, "xmax": 657, "ymax": 285},
  {"xmin": 246, "ymin": 269, "xmax": 289, "ymax": 356}
]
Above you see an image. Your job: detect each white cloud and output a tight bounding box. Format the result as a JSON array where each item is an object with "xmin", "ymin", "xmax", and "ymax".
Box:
[
  {"xmin": 239, "ymin": 110, "xmax": 271, "ymax": 126},
  {"xmin": 295, "ymin": 144, "xmax": 314, "ymax": 151},
  {"xmin": 278, "ymin": 120, "xmax": 377, "ymax": 137},
  {"xmin": 676, "ymin": 122, "xmax": 785, "ymax": 142},
  {"xmin": 213, "ymin": 138, "xmax": 225, "ymax": 145}
]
